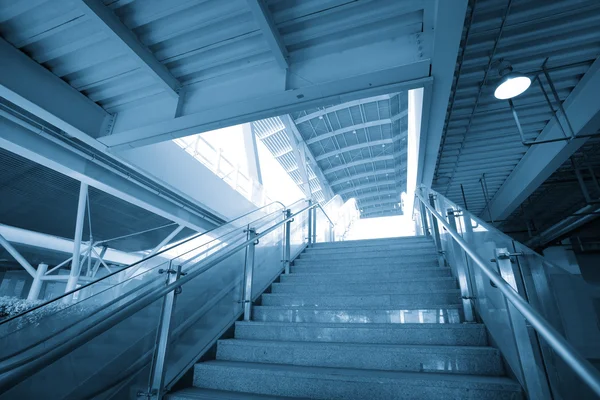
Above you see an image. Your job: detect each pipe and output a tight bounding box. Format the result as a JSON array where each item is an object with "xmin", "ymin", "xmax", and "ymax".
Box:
[{"xmin": 416, "ymin": 192, "xmax": 600, "ymax": 397}]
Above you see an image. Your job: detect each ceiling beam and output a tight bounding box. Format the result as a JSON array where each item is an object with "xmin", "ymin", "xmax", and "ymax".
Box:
[
  {"xmin": 315, "ymin": 137, "xmax": 406, "ymax": 162},
  {"xmin": 338, "ymin": 179, "xmax": 398, "ymax": 196},
  {"xmin": 330, "ymin": 169, "xmax": 396, "ymax": 187},
  {"xmin": 487, "ymin": 57, "xmax": 600, "ymax": 221},
  {"xmin": 0, "ymin": 37, "xmax": 109, "ymax": 145},
  {"xmin": 78, "ymin": 0, "xmax": 181, "ymax": 98},
  {"xmin": 281, "ymin": 115, "xmax": 333, "ymax": 200},
  {"xmin": 98, "ymin": 34, "xmax": 431, "ymax": 149},
  {"xmin": 306, "ymin": 111, "xmax": 408, "ymax": 145},
  {"xmin": 246, "ymin": 0, "xmax": 289, "ymax": 70},
  {"xmin": 359, "ymin": 197, "xmax": 402, "ymax": 209},
  {"xmin": 324, "ymin": 155, "xmax": 395, "ymax": 175},
  {"xmin": 417, "ymin": 0, "xmax": 468, "ymax": 187},
  {"xmin": 354, "ymin": 189, "xmax": 397, "ymax": 202},
  {"xmin": 295, "ymin": 94, "xmax": 394, "ymax": 124}
]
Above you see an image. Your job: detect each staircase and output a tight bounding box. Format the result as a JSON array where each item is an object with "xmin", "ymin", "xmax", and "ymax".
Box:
[{"xmin": 168, "ymin": 237, "xmax": 523, "ymax": 399}]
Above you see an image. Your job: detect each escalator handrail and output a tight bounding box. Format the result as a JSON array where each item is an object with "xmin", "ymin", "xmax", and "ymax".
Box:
[
  {"xmin": 0, "ymin": 202, "xmax": 316, "ymax": 391},
  {"xmin": 0, "ymin": 201, "xmax": 287, "ymax": 326}
]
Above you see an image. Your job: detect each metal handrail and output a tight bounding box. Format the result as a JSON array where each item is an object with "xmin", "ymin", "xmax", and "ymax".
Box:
[
  {"xmin": 315, "ymin": 203, "xmax": 335, "ymax": 226},
  {"xmin": 415, "ymin": 191, "xmax": 600, "ymax": 397},
  {"xmin": 0, "ymin": 201, "xmax": 286, "ymax": 326},
  {"xmin": 0, "ymin": 202, "xmax": 318, "ymax": 391}
]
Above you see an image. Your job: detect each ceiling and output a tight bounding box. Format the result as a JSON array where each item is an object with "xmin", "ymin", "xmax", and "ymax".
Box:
[
  {"xmin": 254, "ymin": 93, "xmax": 408, "ymax": 217},
  {"xmin": 432, "ymin": 0, "xmax": 600, "ymax": 244},
  {"xmin": 0, "ymin": 0, "xmax": 467, "ymax": 231}
]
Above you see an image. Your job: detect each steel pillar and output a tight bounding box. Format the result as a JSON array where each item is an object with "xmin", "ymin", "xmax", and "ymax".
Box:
[
  {"xmin": 65, "ymin": 183, "xmax": 89, "ymax": 294},
  {"xmin": 312, "ymin": 207, "xmax": 317, "ymax": 243},
  {"xmin": 242, "ymin": 228, "xmax": 257, "ymax": 321},
  {"xmin": 27, "ymin": 263, "xmax": 48, "ymax": 300}
]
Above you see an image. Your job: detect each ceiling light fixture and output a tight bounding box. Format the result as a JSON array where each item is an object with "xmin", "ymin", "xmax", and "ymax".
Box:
[{"xmin": 494, "ymin": 60, "xmax": 531, "ymax": 100}]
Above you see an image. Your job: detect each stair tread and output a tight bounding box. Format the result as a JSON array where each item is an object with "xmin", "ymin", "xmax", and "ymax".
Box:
[
  {"xmin": 195, "ymin": 361, "xmax": 521, "ymax": 389},
  {"xmin": 287, "ymin": 268, "xmax": 446, "ymax": 274},
  {"xmin": 218, "ymin": 339, "xmax": 498, "ymax": 353},
  {"xmin": 254, "ymin": 305, "xmax": 462, "ymax": 310},
  {"xmin": 167, "ymin": 387, "xmax": 308, "ymax": 399},
  {"xmin": 264, "ymin": 290, "xmax": 461, "ymax": 296},
  {"xmin": 237, "ymin": 321, "xmax": 483, "ymax": 330}
]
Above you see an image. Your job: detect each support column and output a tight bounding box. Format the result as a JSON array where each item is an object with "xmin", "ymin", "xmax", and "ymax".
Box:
[
  {"xmin": 65, "ymin": 183, "xmax": 88, "ymax": 294},
  {"xmin": 27, "ymin": 263, "xmax": 48, "ymax": 300},
  {"xmin": 242, "ymin": 123, "xmax": 263, "ymax": 185}
]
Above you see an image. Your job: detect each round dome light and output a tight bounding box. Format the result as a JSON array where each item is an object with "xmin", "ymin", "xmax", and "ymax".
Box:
[{"xmin": 494, "ymin": 74, "xmax": 531, "ymax": 100}]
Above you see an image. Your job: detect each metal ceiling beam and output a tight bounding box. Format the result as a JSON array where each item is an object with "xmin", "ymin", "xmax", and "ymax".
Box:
[
  {"xmin": 0, "ymin": 113, "xmax": 216, "ymax": 234},
  {"xmin": 0, "ymin": 37, "xmax": 110, "ymax": 144},
  {"xmin": 324, "ymin": 155, "xmax": 395, "ymax": 175},
  {"xmin": 246, "ymin": 0, "xmax": 289, "ymax": 70},
  {"xmin": 78, "ymin": 0, "xmax": 181, "ymax": 98},
  {"xmin": 295, "ymin": 94, "xmax": 395, "ymax": 124},
  {"xmin": 417, "ymin": 0, "xmax": 469, "ymax": 187},
  {"xmin": 315, "ymin": 139, "xmax": 399, "ymax": 162},
  {"xmin": 306, "ymin": 111, "xmax": 408, "ymax": 145},
  {"xmin": 337, "ymin": 179, "xmax": 398, "ymax": 196},
  {"xmin": 99, "ymin": 34, "xmax": 432, "ymax": 149},
  {"xmin": 330, "ymin": 169, "xmax": 396, "ymax": 187},
  {"xmin": 359, "ymin": 197, "xmax": 402, "ymax": 209},
  {"xmin": 354, "ymin": 190, "xmax": 398, "ymax": 204},
  {"xmin": 281, "ymin": 115, "xmax": 333, "ymax": 200},
  {"xmin": 487, "ymin": 58, "xmax": 600, "ymax": 221}
]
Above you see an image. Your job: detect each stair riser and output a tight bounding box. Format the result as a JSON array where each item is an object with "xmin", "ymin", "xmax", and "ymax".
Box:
[
  {"xmin": 216, "ymin": 341, "xmax": 504, "ymax": 376},
  {"xmin": 261, "ymin": 292, "xmax": 461, "ymax": 307},
  {"xmin": 280, "ymin": 270, "xmax": 451, "ymax": 283},
  {"xmin": 297, "ymin": 255, "xmax": 439, "ymax": 263},
  {"xmin": 301, "ymin": 248, "xmax": 437, "ymax": 258},
  {"xmin": 193, "ymin": 365, "xmax": 522, "ymax": 400},
  {"xmin": 290, "ymin": 264, "xmax": 442, "ymax": 273},
  {"xmin": 271, "ymin": 280, "xmax": 457, "ymax": 294},
  {"xmin": 306, "ymin": 242, "xmax": 435, "ymax": 252},
  {"xmin": 293, "ymin": 258, "xmax": 439, "ymax": 267},
  {"xmin": 235, "ymin": 324, "xmax": 488, "ymax": 346},
  {"xmin": 310, "ymin": 238, "xmax": 433, "ymax": 248},
  {"xmin": 253, "ymin": 307, "xmax": 463, "ymax": 324}
]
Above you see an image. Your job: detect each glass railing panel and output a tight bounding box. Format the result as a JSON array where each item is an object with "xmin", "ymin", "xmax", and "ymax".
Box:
[
  {"xmin": 0, "ymin": 257, "xmax": 170, "ymax": 363},
  {"xmin": 417, "ymin": 187, "xmax": 598, "ymax": 398},
  {"xmin": 0, "ymin": 295, "xmax": 164, "ymax": 399},
  {"xmin": 162, "ymin": 245, "xmax": 247, "ymax": 392}
]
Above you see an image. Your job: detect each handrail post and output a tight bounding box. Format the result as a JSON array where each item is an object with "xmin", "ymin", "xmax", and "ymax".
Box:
[
  {"xmin": 446, "ymin": 210, "xmax": 475, "ymax": 323},
  {"xmin": 284, "ymin": 210, "xmax": 292, "ymax": 274},
  {"xmin": 146, "ymin": 261, "xmax": 182, "ymax": 400},
  {"xmin": 494, "ymin": 248, "xmax": 552, "ymax": 400},
  {"xmin": 242, "ymin": 228, "xmax": 257, "ymax": 321},
  {"xmin": 307, "ymin": 200, "xmax": 313, "ymax": 245},
  {"xmin": 312, "ymin": 207, "xmax": 317, "ymax": 243},
  {"xmin": 428, "ymin": 194, "xmax": 445, "ymax": 267},
  {"xmin": 419, "ymin": 200, "xmax": 430, "ymax": 237}
]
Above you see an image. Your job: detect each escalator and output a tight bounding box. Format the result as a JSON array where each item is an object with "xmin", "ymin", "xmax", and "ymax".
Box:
[{"xmin": 0, "ymin": 200, "xmax": 325, "ymax": 399}]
